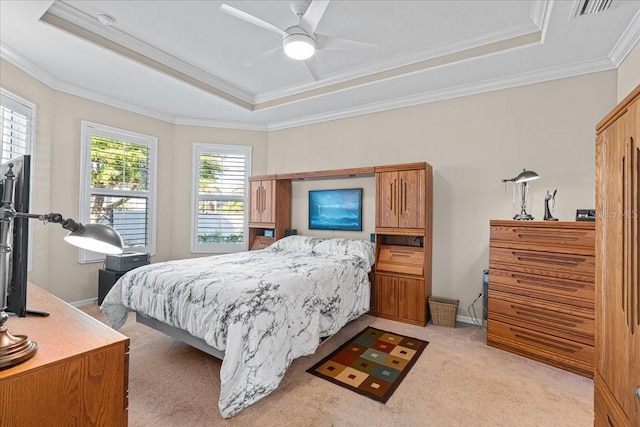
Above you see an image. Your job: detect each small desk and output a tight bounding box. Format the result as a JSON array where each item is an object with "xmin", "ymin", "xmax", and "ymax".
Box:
[{"xmin": 0, "ymin": 284, "xmax": 129, "ymax": 426}]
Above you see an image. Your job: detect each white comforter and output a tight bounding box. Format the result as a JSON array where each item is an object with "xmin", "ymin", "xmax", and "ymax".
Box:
[{"xmin": 100, "ymin": 236, "xmax": 373, "ymax": 418}]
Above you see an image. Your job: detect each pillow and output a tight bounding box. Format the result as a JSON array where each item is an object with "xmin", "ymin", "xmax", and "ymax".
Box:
[
  {"xmin": 268, "ymin": 235, "xmax": 324, "ymax": 253},
  {"xmin": 313, "ymin": 238, "xmax": 375, "ymax": 267}
]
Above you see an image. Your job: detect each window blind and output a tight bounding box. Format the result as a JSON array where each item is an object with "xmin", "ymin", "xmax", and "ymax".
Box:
[{"xmin": 1, "ymin": 93, "xmax": 32, "ymax": 162}]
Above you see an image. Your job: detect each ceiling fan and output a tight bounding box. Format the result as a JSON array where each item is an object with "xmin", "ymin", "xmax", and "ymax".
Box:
[{"xmin": 219, "ymin": 0, "xmax": 376, "ymax": 80}]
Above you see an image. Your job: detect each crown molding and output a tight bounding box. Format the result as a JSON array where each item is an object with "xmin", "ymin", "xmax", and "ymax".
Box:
[
  {"xmin": 0, "ymin": 43, "xmax": 60, "ymax": 89},
  {"xmin": 266, "ymin": 57, "xmax": 615, "ymax": 131},
  {"xmin": 55, "ymin": 79, "xmax": 177, "ymax": 123},
  {"xmin": 43, "ymin": 1, "xmax": 254, "ymax": 108},
  {"xmin": 174, "ymin": 117, "xmax": 267, "ymax": 131},
  {"xmin": 531, "ymin": 0, "xmax": 550, "ymax": 29},
  {"xmin": 1, "ymin": 43, "xmax": 268, "ymax": 131},
  {"xmin": 1, "ymin": 43, "xmax": 177, "ymax": 124},
  {"xmin": 609, "ymin": 8, "xmax": 640, "ymax": 67}
]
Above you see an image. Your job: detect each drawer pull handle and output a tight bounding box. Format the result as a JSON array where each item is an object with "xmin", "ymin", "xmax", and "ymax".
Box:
[
  {"xmin": 514, "ymin": 232, "xmax": 588, "ymax": 243},
  {"xmin": 389, "ymin": 251, "xmax": 414, "ymax": 256},
  {"xmin": 636, "ymin": 385, "xmax": 640, "ymax": 402},
  {"xmin": 511, "ymin": 329, "xmax": 583, "ymax": 353},
  {"xmin": 512, "ymin": 306, "xmax": 582, "ymax": 328},
  {"xmin": 513, "ymin": 252, "xmax": 586, "ymax": 268},
  {"xmin": 510, "ymin": 274, "xmax": 587, "ymax": 293}
]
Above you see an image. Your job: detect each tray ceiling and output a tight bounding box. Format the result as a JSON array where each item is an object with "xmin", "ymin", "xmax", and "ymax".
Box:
[{"xmin": 1, "ymin": 0, "xmax": 639, "ymax": 130}]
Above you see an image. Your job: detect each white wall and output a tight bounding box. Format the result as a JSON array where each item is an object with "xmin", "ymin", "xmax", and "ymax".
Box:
[
  {"xmin": 617, "ymin": 39, "xmax": 640, "ymax": 101},
  {"xmin": 267, "ymin": 72, "xmax": 618, "ymax": 318}
]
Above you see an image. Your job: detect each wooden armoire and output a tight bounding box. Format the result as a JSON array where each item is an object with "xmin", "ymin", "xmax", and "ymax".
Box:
[
  {"xmin": 373, "ymin": 162, "xmax": 433, "ymax": 326},
  {"xmin": 594, "ymin": 84, "xmax": 640, "ymax": 426}
]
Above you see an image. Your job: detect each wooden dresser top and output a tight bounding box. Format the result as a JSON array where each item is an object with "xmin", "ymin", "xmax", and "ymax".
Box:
[{"xmin": 0, "ymin": 284, "xmax": 128, "ymax": 379}]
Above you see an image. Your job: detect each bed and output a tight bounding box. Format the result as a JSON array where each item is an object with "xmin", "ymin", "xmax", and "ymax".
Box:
[{"xmin": 100, "ymin": 235, "xmax": 374, "ymax": 418}]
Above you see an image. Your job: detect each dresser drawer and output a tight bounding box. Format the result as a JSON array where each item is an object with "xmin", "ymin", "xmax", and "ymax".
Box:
[
  {"xmin": 487, "ymin": 320, "xmax": 594, "ymax": 376},
  {"xmin": 489, "ymin": 290, "xmax": 594, "ymax": 345},
  {"xmin": 376, "ymin": 245, "xmax": 424, "ymax": 276},
  {"xmin": 490, "ymin": 245, "xmax": 595, "ymax": 275},
  {"xmin": 490, "ymin": 222, "xmax": 594, "ymax": 248},
  {"xmin": 488, "ymin": 267, "xmax": 594, "ymax": 308}
]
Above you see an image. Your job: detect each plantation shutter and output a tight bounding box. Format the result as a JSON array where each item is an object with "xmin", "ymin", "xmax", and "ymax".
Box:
[
  {"xmin": 193, "ymin": 144, "xmax": 250, "ymax": 252},
  {"xmin": 1, "ymin": 92, "xmax": 32, "ymax": 162}
]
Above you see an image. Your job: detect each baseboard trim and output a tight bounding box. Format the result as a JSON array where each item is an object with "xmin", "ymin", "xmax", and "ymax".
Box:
[
  {"xmin": 456, "ymin": 314, "xmax": 484, "ymax": 326},
  {"xmin": 71, "ymin": 298, "xmax": 98, "ymax": 308}
]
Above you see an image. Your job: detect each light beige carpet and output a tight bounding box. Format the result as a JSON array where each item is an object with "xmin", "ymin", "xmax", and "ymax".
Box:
[{"xmin": 80, "ymin": 305, "xmax": 593, "ymax": 427}]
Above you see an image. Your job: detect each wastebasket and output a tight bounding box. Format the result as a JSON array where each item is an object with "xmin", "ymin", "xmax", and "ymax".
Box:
[{"xmin": 428, "ymin": 297, "xmax": 459, "ymax": 328}]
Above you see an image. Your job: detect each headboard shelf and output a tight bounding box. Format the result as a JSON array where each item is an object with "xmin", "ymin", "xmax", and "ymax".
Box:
[{"xmin": 273, "ymin": 166, "xmax": 374, "ymax": 181}]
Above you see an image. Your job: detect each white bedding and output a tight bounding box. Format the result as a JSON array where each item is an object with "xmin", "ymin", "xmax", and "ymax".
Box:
[{"xmin": 100, "ymin": 236, "xmax": 374, "ymax": 418}]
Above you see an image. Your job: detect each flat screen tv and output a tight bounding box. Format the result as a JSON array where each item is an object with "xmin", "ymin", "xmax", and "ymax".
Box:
[
  {"xmin": 0, "ymin": 155, "xmax": 30, "ymax": 317},
  {"xmin": 309, "ymin": 188, "xmax": 362, "ymax": 231}
]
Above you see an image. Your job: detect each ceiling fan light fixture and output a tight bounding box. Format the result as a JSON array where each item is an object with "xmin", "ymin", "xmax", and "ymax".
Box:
[{"xmin": 284, "ymin": 33, "xmax": 316, "ymax": 60}]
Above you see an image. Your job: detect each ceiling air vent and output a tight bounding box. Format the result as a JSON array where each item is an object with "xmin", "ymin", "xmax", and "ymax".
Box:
[{"xmin": 575, "ymin": 0, "xmax": 613, "ymax": 17}]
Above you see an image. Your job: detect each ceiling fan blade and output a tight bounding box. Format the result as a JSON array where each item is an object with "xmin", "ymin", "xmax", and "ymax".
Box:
[
  {"xmin": 300, "ymin": 0, "xmax": 330, "ymax": 33},
  {"xmin": 220, "ymin": 4, "xmax": 286, "ymax": 36},
  {"xmin": 316, "ymin": 34, "xmax": 377, "ymax": 51},
  {"xmin": 242, "ymin": 47, "xmax": 284, "ymax": 67},
  {"xmin": 304, "ymin": 56, "xmax": 321, "ymax": 81}
]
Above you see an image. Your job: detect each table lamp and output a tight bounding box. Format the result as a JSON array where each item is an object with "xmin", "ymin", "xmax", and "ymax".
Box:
[{"xmin": 502, "ymin": 169, "xmax": 540, "ymax": 220}]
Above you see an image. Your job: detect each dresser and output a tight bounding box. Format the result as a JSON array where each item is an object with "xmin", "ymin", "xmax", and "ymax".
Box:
[
  {"xmin": 0, "ymin": 284, "xmax": 129, "ymax": 426},
  {"xmin": 487, "ymin": 220, "xmax": 595, "ymax": 378}
]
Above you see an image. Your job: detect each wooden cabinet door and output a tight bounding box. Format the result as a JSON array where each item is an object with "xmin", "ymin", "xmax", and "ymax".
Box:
[
  {"xmin": 398, "ymin": 169, "xmax": 425, "ymax": 229},
  {"xmin": 398, "ymin": 277, "xmax": 425, "ymax": 323},
  {"xmin": 249, "ymin": 180, "xmax": 263, "ymax": 223},
  {"xmin": 249, "ymin": 180, "xmax": 275, "ymax": 224},
  {"xmin": 376, "ymin": 172, "xmax": 398, "ymax": 228},
  {"xmin": 261, "ymin": 179, "xmax": 274, "ymax": 224},
  {"xmin": 374, "ymin": 274, "xmax": 398, "ymax": 317},
  {"xmin": 629, "ymin": 100, "xmax": 640, "ymax": 426},
  {"xmin": 597, "ymin": 107, "xmax": 631, "ymax": 417}
]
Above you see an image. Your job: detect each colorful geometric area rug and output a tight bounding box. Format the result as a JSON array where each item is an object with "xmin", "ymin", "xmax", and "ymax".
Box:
[{"xmin": 307, "ymin": 327, "xmax": 429, "ymax": 403}]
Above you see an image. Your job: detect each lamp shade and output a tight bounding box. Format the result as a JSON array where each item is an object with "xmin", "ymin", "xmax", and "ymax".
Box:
[
  {"xmin": 514, "ymin": 169, "xmax": 540, "ymax": 183},
  {"xmin": 63, "ymin": 223, "xmax": 124, "ymax": 255}
]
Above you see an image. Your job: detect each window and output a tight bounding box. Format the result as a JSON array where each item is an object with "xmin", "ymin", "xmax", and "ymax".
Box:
[
  {"xmin": 1, "ymin": 89, "xmax": 35, "ymax": 269},
  {"xmin": 192, "ymin": 143, "xmax": 251, "ymax": 253},
  {"xmin": 1, "ymin": 89, "xmax": 34, "ymax": 162},
  {"xmin": 80, "ymin": 121, "xmax": 157, "ymax": 262}
]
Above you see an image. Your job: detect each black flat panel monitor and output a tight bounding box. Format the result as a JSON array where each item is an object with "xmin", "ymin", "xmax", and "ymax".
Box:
[{"xmin": 0, "ymin": 155, "xmax": 30, "ymax": 317}]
